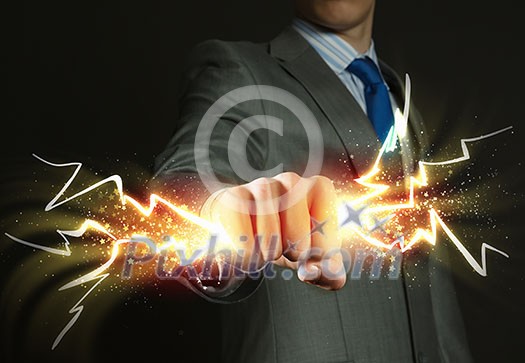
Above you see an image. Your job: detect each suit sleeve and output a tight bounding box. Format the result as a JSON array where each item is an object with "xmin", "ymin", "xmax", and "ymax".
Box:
[
  {"xmin": 150, "ymin": 39, "xmax": 268, "ymax": 303},
  {"xmin": 153, "ymin": 39, "xmax": 269, "ymax": 184}
]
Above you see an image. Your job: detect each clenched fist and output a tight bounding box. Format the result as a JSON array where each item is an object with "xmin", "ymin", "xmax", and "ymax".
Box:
[{"xmin": 205, "ymin": 172, "xmax": 346, "ymax": 290}]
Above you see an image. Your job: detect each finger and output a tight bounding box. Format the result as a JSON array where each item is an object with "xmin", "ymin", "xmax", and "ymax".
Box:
[
  {"xmin": 246, "ymin": 178, "xmax": 283, "ymax": 262},
  {"xmin": 212, "ymin": 187, "xmax": 257, "ymax": 272},
  {"xmin": 300, "ymin": 175, "xmax": 346, "ymax": 290},
  {"xmin": 273, "ymin": 173, "xmax": 312, "ymax": 262}
]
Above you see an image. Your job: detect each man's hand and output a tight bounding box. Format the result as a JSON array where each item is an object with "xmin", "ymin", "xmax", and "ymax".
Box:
[{"xmin": 207, "ymin": 172, "xmax": 346, "ymax": 290}]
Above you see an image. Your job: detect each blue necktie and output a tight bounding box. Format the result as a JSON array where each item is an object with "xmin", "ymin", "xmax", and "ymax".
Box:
[{"xmin": 347, "ymin": 56, "xmax": 394, "ymax": 142}]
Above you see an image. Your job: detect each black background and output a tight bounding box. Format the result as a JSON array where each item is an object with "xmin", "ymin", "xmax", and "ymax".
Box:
[{"xmin": 2, "ymin": 1, "xmax": 524, "ymax": 362}]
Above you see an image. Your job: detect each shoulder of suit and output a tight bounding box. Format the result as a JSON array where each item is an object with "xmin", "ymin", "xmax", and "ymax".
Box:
[{"xmin": 179, "ymin": 38, "xmax": 279, "ymax": 86}]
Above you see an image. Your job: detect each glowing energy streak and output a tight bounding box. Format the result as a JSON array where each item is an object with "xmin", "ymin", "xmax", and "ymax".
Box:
[
  {"xmin": 3, "ymin": 74, "xmax": 513, "ymax": 348},
  {"xmin": 338, "ymin": 77, "xmax": 511, "ymax": 275},
  {"xmin": 4, "ymin": 154, "xmax": 231, "ymax": 349}
]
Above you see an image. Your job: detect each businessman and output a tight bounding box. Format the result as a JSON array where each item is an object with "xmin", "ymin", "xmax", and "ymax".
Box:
[{"xmin": 153, "ymin": 0, "xmax": 473, "ymax": 362}]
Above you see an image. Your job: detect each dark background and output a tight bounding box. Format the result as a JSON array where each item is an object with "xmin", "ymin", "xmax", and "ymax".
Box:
[{"xmin": 2, "ymin": 1, "xmax": 524, "ymax": 362}]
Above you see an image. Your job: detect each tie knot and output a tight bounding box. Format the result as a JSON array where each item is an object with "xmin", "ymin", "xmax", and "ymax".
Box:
[{"xmin": 347, "ymin": 56, "xmax": 383, "ymax": 86}]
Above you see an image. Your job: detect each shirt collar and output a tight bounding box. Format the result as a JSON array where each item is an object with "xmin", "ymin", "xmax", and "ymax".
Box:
[{"xmin": 291, "ymin": 17, "xmax": 380, "ymax": 75}]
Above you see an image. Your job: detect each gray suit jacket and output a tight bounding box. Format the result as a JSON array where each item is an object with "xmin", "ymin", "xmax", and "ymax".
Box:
[{"xmin": 153, "ymin": 26, "xmax": 473, "ymax": 363}]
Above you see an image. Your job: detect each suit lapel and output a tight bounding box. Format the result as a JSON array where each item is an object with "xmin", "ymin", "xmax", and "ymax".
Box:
[
  {"xmin": 269, "ymin": 27, "xmax": 428, "ymax": 178},
  {"xmin": 269, "ymin": 26, "xmax": 381, "ymax": 176},
  {"xmin": 269, "ymin": 25, "xmax": 442, "ymax": 359}
]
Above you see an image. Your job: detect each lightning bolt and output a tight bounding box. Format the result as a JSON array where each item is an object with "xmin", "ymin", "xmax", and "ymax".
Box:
[
  {"xmin": 3, "ymin": 74, "xmax": 513, "ymax": 349},
  {"xmin": 341, "ymin": 122, "xmax": 512, "ymax": 274},
  {"xmin": 5, "ymin": 218, "xmax": 122, "ymax": 349},
  {"xmin": 51, "ymin": 274, "xmax": 108, "ymax": 350},
  {"xmin": 335, "ymin": 72, "xmax": 511, "ymax": 275},
  {"xmin": 4, "ymin": 154, "xmax": 230, "ymax": 349}
]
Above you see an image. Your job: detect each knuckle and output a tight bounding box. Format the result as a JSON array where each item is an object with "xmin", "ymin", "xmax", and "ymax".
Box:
[
  {"xmin": 249, "ymin": 178, "xmax": 275, "ymax": 200},
  {"xmin": 280, "ymin": 171, "xmax": 301, "ymax": 185},
  {"xmin": 215, "ymin": 187, "xmax": 252, "ymax": 214},
  {"xmin": 227, "ymin": 185, "xmax": 251, "ymax": 199},
  {"xmin": 310, "ymin": 175, "xmax": 335, "ymax": 194},
  {"xmin": 250, "ymin": 177, "xmax": 272, "ymax": 186},
  {"xmin": 312, "ymin": 175, "xmax": 333, "ymax": 188}
]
